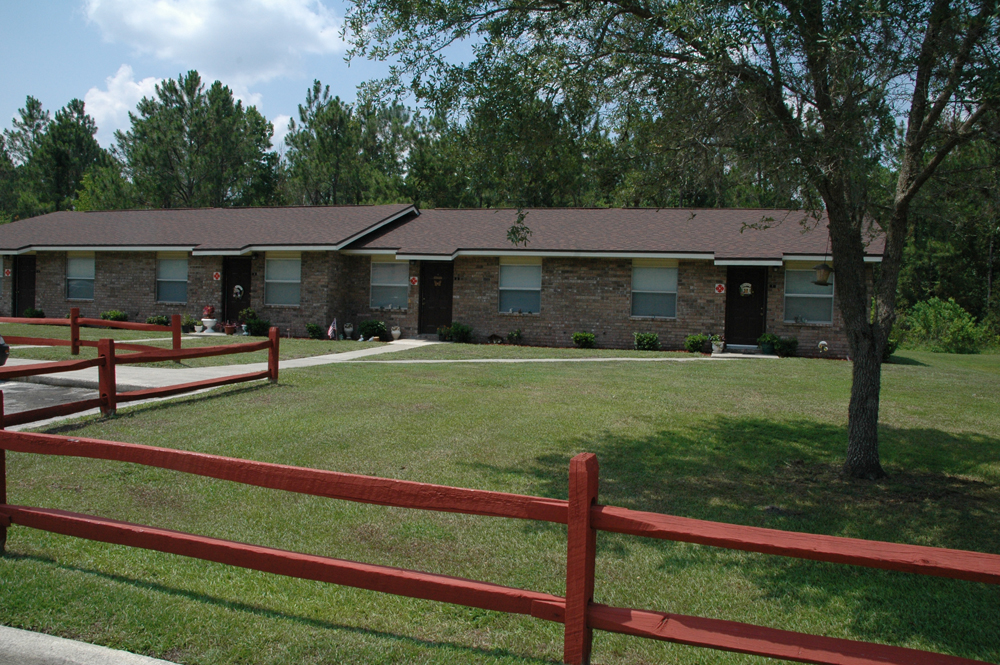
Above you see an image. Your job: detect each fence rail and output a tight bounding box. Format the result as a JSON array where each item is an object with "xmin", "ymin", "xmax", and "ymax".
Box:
[
  {"xmin": 0, "ymin": 308, "xmax": 182, "ymax": 354},
  {"xmin": 0, "ymin": 429, "xmax": 995, "ymax": 665},
  {"xmin": 0, "ymin": 328, "xmax": 279, "ymax": 426}
]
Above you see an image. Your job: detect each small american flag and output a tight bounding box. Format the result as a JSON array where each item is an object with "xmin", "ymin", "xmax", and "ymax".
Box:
[{"xmin": 328, "ymin": 318, "xmax": 337, "ymax": 339}]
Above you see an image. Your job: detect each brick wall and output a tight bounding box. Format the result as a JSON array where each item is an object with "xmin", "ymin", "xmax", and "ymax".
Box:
[
  {"xmin": 338, "ymin": 255, "xmax": 419, "ymax": 339},
  {"xmin": 765, "ymin": 265, "xmax": 858, "ymax": 358}
]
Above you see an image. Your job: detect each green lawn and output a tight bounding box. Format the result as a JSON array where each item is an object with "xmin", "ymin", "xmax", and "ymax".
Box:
[
  {"xmin": 0, "ymin": 322, "xmax": 175, "ymax": 342},
  {"xmin": 6, "ymin": 333, "xmax": 383, "ymax": 367},
  {"xmin": 1, "ymin": 350, "xmax": 998, "ymax": 664},
  {"xmin": 357, "ymin": 342, "xmax": 695, "ymax": 361}
]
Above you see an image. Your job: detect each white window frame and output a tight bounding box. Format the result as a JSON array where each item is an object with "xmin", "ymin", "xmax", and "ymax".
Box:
[
  {"xmin": 498, "ymin": 257, "xmax": 542, "ymax": 314},
  {"xmin": 369, "ymin": 258, "xmax": 409, "ymax": 309},
  {"xmin": 265, "ymin": 253, "xmax": 302, "ymax": 306},
  {"xmin": 783, "ymin": 269, "xmax": 834, "ymax": 324},
  {"xmin": 156, "ymin": 253, "xmax": 188, "ymax": 304},
  {"xmin": 66, "ymin": 252, "xmax": 95, "ymax": 301},
  {"xmin": 631, "ymin": 261, "xmax": 678, "ymax": 319}
]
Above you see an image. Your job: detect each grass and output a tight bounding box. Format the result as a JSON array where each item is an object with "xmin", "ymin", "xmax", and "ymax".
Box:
[
  {"xmin": 6, "ymin": 333, "xmax": 383, "ymax": 367},
  {"xmin": 0, "ymin": 322, "xmax": 174, "ymax": 342},
  {"xmin": 357, "ymin": 342, "xmax": 695, "ymax": 361},
  {"xmin": 1, "ymin": 350, "xmax": 998, "ymax": 663}
]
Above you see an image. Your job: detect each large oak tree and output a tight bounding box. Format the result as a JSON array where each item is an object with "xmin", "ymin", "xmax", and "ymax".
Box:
[{"xmin": 347, "ymin": 0, "xmax": 999, "ymax": 478}]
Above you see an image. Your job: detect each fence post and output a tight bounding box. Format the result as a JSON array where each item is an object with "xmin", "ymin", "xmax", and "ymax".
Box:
[
  {"xmin": 171, "ymin": 314, "xmax": 181, "ymax": 351},
  {"xmin": 70, "ymin": 307, "xmax": 80, "ymax": 355},
  {"xmin": 268, "ymin": 327, "xmax": 280, "ymax": 383},
  {"xmin": 98, "ymin": 339, "xmax": 117, "ymax": 417},
  {"xmin": 0, "ymin": 392, "xmax": 7, "ymax": 552},
  {"xmin": 564, "ymin": 453, "xmax": 599, "ymax": 665}
]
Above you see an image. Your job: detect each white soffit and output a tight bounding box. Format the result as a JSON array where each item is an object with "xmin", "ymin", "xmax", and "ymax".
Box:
[{"xmin": 714, "ymin": 259, "xmax": 783, "ymax": 266}]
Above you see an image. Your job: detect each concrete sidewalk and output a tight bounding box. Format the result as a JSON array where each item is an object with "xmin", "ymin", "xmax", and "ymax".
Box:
[
  {"xmin": 5, "ymin": 338, "xmax": 437, "ymax": 391},
  {"xmin": 0, "ymin": 626, "xmax": 177, "ymax": 665}
]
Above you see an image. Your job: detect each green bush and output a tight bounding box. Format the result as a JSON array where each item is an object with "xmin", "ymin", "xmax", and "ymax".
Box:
[
  {"xmin": 684, "ymin": 334, "xmax": 708, "ymax": 353},
  {"xmin": 22, "ymin": 307, "xmax": 45, "ymax": 318},
  {"xmin": 100, "ymin": 310, "xmax": 128, "ymax": 321},
  {"xmin": 882, "ymin": 338, "xmax": 899, "ymax": 363},
  {"xmin": 757, "ymin": 332, "xmax": 779, "ymax": 346},
  {"xmin": 633, "ymin": 332, "xmax": 660, "ymax": 351},
  {"xmin": 245, "ymin": 318, "xmax": 271, "ymax": 337},
  {"xmin": 774, "ymin": 336, "xmax": 798, "ymax": 357},
  {"xmin": 905, "ymin": 297, "xmax": 993, "ymax": 354},
  {"xmin": 145, "ymin": 315, "xmax": 170, "ymax": 326},
  {"xmin": 450, "ymin": 322, "xmax": 474, "ymax": 343},
  {"xmin": 437, "ymin": 325, "xmax": 451, "ymax": 341},
  {"xmin": 237, "ymin": 308, "xmax": 258, "ymax": 324},
  {"xmin": 572, "ymin": 332, "xmax": 596, "ymax": 348},
  {"xmin": 306, "ymin": 323, "xmax": 326, "ymax": 340},
  {"xmin": 359, "ymin": 319, "xmax": 388, "ymax": 341},
  {"xmin": 181, "ymin": 314, "xmax": 199, "ymax": 327},
  {"xmin": 506, "ymin": 328, "xmax": 523, "ymax": 344}
]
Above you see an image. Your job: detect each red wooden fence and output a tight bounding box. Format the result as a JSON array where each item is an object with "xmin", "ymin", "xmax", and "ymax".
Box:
[
  {"xmin": 0, "ymin": 327, "xmax": 280, "ymax": 427},
  {"xmin": 0, "ymin": 307, "xmax": 183, "ymax": 353},
  {"xmin": 0, "ymin": 430, "xmax": 995, "ymax": 665}
]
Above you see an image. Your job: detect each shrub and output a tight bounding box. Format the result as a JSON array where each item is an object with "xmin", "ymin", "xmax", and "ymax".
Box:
[
  {"xmin": 22, "ymin": 307, "xmax": 45, "ymax": 318},
  {"xmin": 437, "ymin": 325, "xmax": 451, "ymax": 341},
  {"xmin": 506, "ymin": 328, "xmax": 523, "ymax": 344},
  {"xmin": 882, "ymin": 337, "xmax": 899, "ymax": 363},
  {"xmin": 757, "ymin": 332, "xmax": 779, "ymax": 346},
  {"xmin": 145, "ymin": 315, "xmax": 170, "ymax": 326},
  {"xmin": 237, "ymin": 308, "xmax": 257, "ymax": 324},
  {"xmin": 244, "ymin": 318, "xmax": 271, "ymax": 336},
  {"xmin": 305, "ymin": 323, "xmax": 326, "ymax": 340},
  {"xmin": 905, "ymin": 297, "xmax": 992, "ymax": 354},
  {"xmin": 774, "ymin": 336, "xmax": 798, "ymax": 357},
  {"xmin": 359, "ymin": 319, "xmax": 389, "ymax": 341},
  {"xmin": 684, "ymin": 334, "xmax": 708, "ymax": 353},
  {"xmin": 100, "ymin": 310, "xmax": 128, "ymax": 321},
  {"xmin": 572, "ymin": 332, "xmax": 596, "ymax": 349},
  {"xmin": 633, "ymin": 332, "xmax": 660, "ymax": 351},
  {"xmin": 450, "ymin": 322, "xmax": 474, "ymax": 343},
  {"xmin": 181, "ymin": 314, "xmax": 199, "ymax": 327}
]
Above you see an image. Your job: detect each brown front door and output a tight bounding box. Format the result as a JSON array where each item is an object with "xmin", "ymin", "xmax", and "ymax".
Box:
[
  {"xmin": 724, "ymin": 266, "xmax": 768, "ymax": 345},
  {"xmin": 222, "ymin": 257, "xmax": 252, "ymax": 323},
  {"xmin": 13, "ymin": 255, "xmax": 36, "ymax": 317},
  {"xmin": 418, "ymin": 261, "xmax": 453, "ymax": 334}
]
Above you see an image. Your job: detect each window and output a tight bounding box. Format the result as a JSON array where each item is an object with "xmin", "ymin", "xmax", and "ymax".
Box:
[
  {"xmin": 784, "ymin": 269, "xmax": 834, "ymax": 323},
  {"xmin": 66, "ymin": 253, "xmax": 95, "ymax": 300},
  {"xmin": 156, "ymin": 254, "xmax": 188, "ymax": 303},
  {"xmin": 631, "ymin": 263, "xmax": 678, "ymax": 318},
  {"xmin": 370, "ymin": 259, "xmax": 409, "ymax": 309},
  {"xmin": 499, "ymin": 258, "xmax": 541, "ymax": 313},
  {"xmin": 265, "ymin": 254, "xmax": 301, "ymax": 306}
]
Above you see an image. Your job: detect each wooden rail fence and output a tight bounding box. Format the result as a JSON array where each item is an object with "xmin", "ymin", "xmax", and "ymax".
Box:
[
  {"xmin": 0, "ymin": 433, "xmax": 996, "ymax": 665},
  {"xmin": 0, "ymin": 327, "xmax": 280, "ymax": 427},
  {"xmin": 0, "ymin": 308, "xmax": 183, "ymax": 354}
]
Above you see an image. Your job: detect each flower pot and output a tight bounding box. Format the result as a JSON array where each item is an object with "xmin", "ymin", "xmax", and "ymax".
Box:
[
  {"xmin": 760, "ymin": 341, "xmax": 775, "ymax": 355},
  {"xmin": 224, "ymin": 324, "xmax": 237, "ymax": 335},
  {"xmin": 194, "ymin": 324, "xmax": 204, "ymax": 333},
  {"xmin": 343, "ymin": 324, "xmax": 354, "ymax": 339},
  {"xmin": 711, "ymin": 342, "xmax": 724, "ymax": 354},
  {"xmin": 391, "ymin": 326, "xmax": 401, "ymax": 340},
  {"xmin": 201, "ymin": 318, "xmax": 217, "ymax": 333}
]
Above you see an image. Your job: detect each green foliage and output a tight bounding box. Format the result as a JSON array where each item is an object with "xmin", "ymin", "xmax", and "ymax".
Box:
[
  {"xmin": 359, "ymin": 319, "xmax": 388, "ymax": 341},
  {"xmin": 244, "ymin": 318, "xmax": 271, "ymax": 337},
  {"xmin": 633, "ymin": 332, "xmax": 660, "ymax": 351},
  {"xmin": 181, "ymin": 314, "xmax": 199, "ymax": 327},
  {"xmin": 882, "ymin": 338, "xmax": 899, "ymax": 363},
  {"xmin": 237, "ymin": 308, "xmax": 258, "ymax": 324},
  {"xmin": 449, "ymin": 322, "xmax": 474, "ymax": 343},
  {"xmin": 901, "ymin": 298, "xmax": 995, "ymax": 354},
  {"xmin": 684, "ymin": 334, "xmax": 708, "ymax": 353},
  {"xmin": 506, "ymin": 328, "xmax": 522, "ymax": 344},
  {"xmin": 774, "ymin": 337, "xmax": 799, "ymax": 358},
  {"xmin": 21, "ymin": 307, "xmax": 45, "ymax": 318},
  {"xmin": 437, "ymin": 325, "xmax": 451, "ymax": 341},
  {"xmin": 757, "ymin": 333, "xmax": 780, "ymax": 346},
  {"xmin": 100, "ymin": 310, "xmax": 128, "ymax": 322},
  {"xmin": 33, "ymin": 99, "xmax": 108, "ymax": 211},
  {"xmin": 306, "ymin": 323, "xmax": 326, "ymax": 340},
  {"xmin": 572, "ymin": 332, "xmax": 596, "ymax": 348},
  {"xmin": 145, "ymin": 315, "xmax": 170, "ymax": 326}
]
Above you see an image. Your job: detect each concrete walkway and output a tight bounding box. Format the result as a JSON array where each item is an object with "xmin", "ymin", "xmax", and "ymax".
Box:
[{"xmin": 0, "ymin": 626, "xmax": 177, "ymax": 665}]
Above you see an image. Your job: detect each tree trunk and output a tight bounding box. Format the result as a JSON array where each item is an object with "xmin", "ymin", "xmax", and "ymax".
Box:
[{"xmin": 843, "ymin": 330, "xmax": 887, "ymax": 479}]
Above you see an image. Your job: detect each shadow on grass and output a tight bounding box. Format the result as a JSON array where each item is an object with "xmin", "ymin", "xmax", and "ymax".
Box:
[
  {"xmin": 471, "ymin": 416, "xmax": 1000, "ymax": 661},
  {"xmin": 2, "ymin": 551, "xmax": 559, "ymax": 664},
  {"xmin": 885, "ymin": 355, "xmax": 928, "ymax": 366}
]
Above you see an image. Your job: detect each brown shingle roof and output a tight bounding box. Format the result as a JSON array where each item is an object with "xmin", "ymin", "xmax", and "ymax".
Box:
[
  {"xmin": 0, "ymin": 204, "xmax": 416, "ymax": 253},
  {"xmin": 353, "ymin": 208, "xmax": 885, "ymax": 260}
]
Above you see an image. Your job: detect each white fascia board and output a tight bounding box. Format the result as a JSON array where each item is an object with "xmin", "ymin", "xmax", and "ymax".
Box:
[
  {"xmin": 863, "ymin": 256, "xmax": 883, "ymax": 263},
  {"xmin": 340, "ymin": 249, "xmax": 400, "ymax": 256},
  {"xmin": 334, "ymin": 205, "xmax": 418, "ymax": 250},
  {"xmin": 7, "ymin": 246, "xmax": 197, "ymax": 254},
  {"xmin": 456, "ymin": 250, "xmax": 714, "ymax": 260},
  {"xmin": 784, "ymin": 254, "xmax": 884, "ymax": 263},
  {"xmin": 191, "ymin": 245, "xmax": 345, "ymax": 256},
  {"xmin": 191, "ymin": 249, "xmax": 250, "ymax": 256},
  {"xmin": 714, "ymin": 259, "xmax": 783, "ymax": 266},
  {"xmin": 396, "ymin": 254, "xmax": 453, "ymax": 261}
]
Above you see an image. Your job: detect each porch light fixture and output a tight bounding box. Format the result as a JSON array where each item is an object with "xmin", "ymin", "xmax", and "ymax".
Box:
[{"xmin": 812, "ymin": 262, "xmax": 834, "ymax": 286}]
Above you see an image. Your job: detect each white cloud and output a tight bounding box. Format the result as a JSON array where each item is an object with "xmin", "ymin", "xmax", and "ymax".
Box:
[
  {"xmin": 84, "ymin": 64, "xmax": 161, "ymax": 147},
  {"xmin": 84, "ymin": 0, "xmax": 345, "ymax": 87},
  {"xmin": 272, "ymin": 114, "xmax": 292, "ymax": 151}
]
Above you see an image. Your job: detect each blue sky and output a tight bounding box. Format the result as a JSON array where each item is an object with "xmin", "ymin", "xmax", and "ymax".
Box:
[{"xmin": 0, "ymin": 1, "xmax": 408, "ymax": 151}]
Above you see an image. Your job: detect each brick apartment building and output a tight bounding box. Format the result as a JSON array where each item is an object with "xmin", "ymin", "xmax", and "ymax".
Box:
[{"xmin": 0, "ymin": 205, "xmax": 883, "ymax": 357}]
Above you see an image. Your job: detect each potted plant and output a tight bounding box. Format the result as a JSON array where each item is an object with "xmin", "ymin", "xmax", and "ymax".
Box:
[
  {"xmin": 201, "ymin": 305, "xmax": 217, "ymax": 333},
  {"xmin": 757, "ymin": 332, "xmax": 779, "ymax": 355},
  {"xmin": 710, "ymin": 334, "xmax": 725, "ymax": 354},
  {"xmin": 343, "ymin": 322, "xmax": 354, "ymax": 339},
  {"xmin": 181, "ymin": 314, "xmax": 199, "ymax": 333},
  {"xmin": 391, "ymin": 325, "xmax": 401, "ymax": 340}
]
